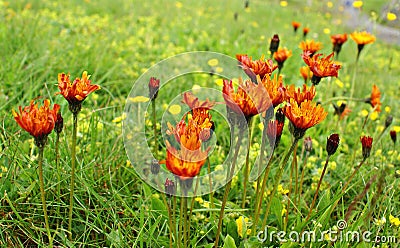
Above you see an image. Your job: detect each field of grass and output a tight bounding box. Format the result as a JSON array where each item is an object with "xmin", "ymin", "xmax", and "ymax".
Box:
[{"xmin": 1, "ymin": 0, "xmax": 399, "ymax": 247}]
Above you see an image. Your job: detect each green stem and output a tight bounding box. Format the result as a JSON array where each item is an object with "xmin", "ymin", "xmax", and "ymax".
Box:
[
  {"xmin": 207, "ymin": 157, "xmax": 214, "ymax": 212},
  {"xmin": 349, "ymin": 61, "xmax": 359, "ymax": 106},
  {"xmin": 214, "ymin": 132, "xmax": 243, "ymax": 248},
  {"xmin": 55, "ymin": 132, "xmax": 61, "ymax": 227},
  {"xmin": 261, "ymin": 137, "xmax": 299, "ymax": 230},
  {"xmin": 241, "ymin": 118, "xmax": 253, "ymax": 209},
  {"xmin": 152, "ymin": 99, "xmax": 157, "ymax": 155},
  {"xmin": 321, "ymin": 96, "xmax": 366, "ymax": 105},
  {"xmin": 342, "ymin": 158, "xmax": 366, "ymax": 193},
  {"xmin": 297, "ymin": 151, "xmax": 309, "ymax": 209},
  {"xmin": 305, "ymin": 155, "xmax": 330, "ymax": 222},
  {"xmin": 68, "ymin": 113, "xmax": 78, "ymax": 241},
  {"xmin": 38, "ymin": 145, "xmax": 52, "ymax": 247},
  {"xmin": 251, "ymin": 123, "xmax": 270, "ymax": 234},
  {"xmin": 183, "ymin": 197, "xmax": 188, "ymax": 247}
]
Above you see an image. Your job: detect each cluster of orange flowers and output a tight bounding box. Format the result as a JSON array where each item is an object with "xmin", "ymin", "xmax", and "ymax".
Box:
[{"xmin": 13, "ymin": 72, "xmax": 100, "ymax": 144}]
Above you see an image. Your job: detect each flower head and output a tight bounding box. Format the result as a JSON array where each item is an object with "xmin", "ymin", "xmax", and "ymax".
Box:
[
  {"xmin": 269, "ymin": 34, "xmax": 280, "ymax": 55},
  {"xmin": 148, "ymin": 77, "xmax": 160, "ymax": 99},
  {"xmin": 273, "ymin": 47, "xmax": 292, "ymax": 70},
  {"xmin": 350, "ymin": 31, "xmax": 376, "ymax": 45},
  {"xmin": 366, "ymin": 85, "xmax": 381, "ymax": 112},
  {"xmin": 302, "ymin": 52, "xmax": 341, "ymax": 85},
  {"xmin": 13, "ymin": 99, "xmax": 60, "ymax": 147},
  {"xmin": 236, "ymin": 54, "xmax": 278, "ymax": 82},
  {"xmin": 299, "ymin": 40, "xmax": 323, "ymax": 56},
  {"xmin": 285, "ymin": 84, "xmax": 316, "ymax": 105},
  {"xmin": 333, "ymin": 102, "xmax": 351, "ymax": 120},
  {"xmin": 300, "ymin": 66, "xmax": 313, "ymax": 83},
  {"xmin": 284, "ymin": 99, "xmax": 327, "ymax": 139},
  {"xmin": 331, "ymin": 34, "xmax": 348, "ymax": 56},
  {"xmin": 292, "ymin": 21, "xmax": 301, "ymax": 32},
  {"xmin": 260, "ymin": 74, "xmax": 286, "ymax": 107},
  {"xmin": 360, "ymin": 136, "xmax": 373, "ymax": 159},
  {"xmin": 303, "ymin": 27, "xmax": 310, "ymax": 38},
  {"xmin": 390, "ymin": 130, "xmax": 397, "ymax": 144},
  {"xmin": 223, "ymin": 77, "xmax": 272, "ymax": 119},
  {"xmin": 326, "ymin": 133, "xmax": 340, "ymax": 156}
]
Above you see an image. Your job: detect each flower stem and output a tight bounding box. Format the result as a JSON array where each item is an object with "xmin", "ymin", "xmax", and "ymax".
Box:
[
  {"xmin": 251, "ymin": 123, "xmax": 271, "ymax": 235},
  {"xmin": 241, "ymin": 118, "xmax": 253, "ymax": 209},
  {"xmin": 183, "ymin": 197, "xmax": 188, "ymax": 247},
  {"xmin": 207, "ymin": 157, "xmax": 214, "ymax": 212},
  {"xmin": 261, "ymin": 137, "xmax": 299, "ymax": 230},
  {"xmin": 152, "ymin": 99, "xmax": 158, "ymax": 154},
  {"xmin": 297, "ymin": 151, "xmax": 309, "ymax": 208},
  {"xmin": 214, "ymin": 132, "xmax": 243, "ymax": 248},
  {"xmin": 68, "ymin": 113, "xmax": 78, "ymax": 241},
  {"xmin": 321, "ymin": 96, "xmax": 366, "ymax": 105},
  {"xmin": 305, "ymin": 155, "xmax": 330, "ymax": 222},
  {"xmin": 38, "ymin": 145, "xmax": 53, "ymax": 247},
  {"xmin": 55, "ymin": 132, "xmax": 61, "ymax": 227},
  {"xmin": 349, "ymin": 60, "xmax": 359, "ymax": 106},
  {"xmin": 342, "ymin": 158, "xmax": 366, "ymax": 193}
]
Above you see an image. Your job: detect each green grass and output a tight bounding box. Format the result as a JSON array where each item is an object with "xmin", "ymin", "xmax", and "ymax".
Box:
[{"xmin": 1, "ymin": 0, "xmax": 399, "ymax": 247}]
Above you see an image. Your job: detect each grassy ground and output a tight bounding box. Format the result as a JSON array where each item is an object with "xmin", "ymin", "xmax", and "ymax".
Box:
[{"xmin": 0, "ymin": 0, "xmax": 399, "ymax": 247}]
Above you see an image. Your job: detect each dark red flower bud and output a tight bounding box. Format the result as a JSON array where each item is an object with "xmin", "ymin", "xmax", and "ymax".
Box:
[
  {"xmin": 304, "ymin": 136, "xmax": 312, "ymax": 152},
  {"xmin": 164, "ymin": 178, "xmax": 176, "ymax": 197},
  {"xmin": 385, "ymin": 115, "xmax": 393, "ymax": 128},
  {"xmin": 360, "ymin": 136, "xmax": 373, "ymax": 159},
  {"xmin": 390, "ymin": 130, "xmax": 397, "ymax": 144},
  {"xmin": 148, "ymin": 77, "xmax": 160, "ymax": 100},
  {"xmin": 55, "ymin": 112, "xmax": 63, "ymax": 134},
  {"xmin": 326, "ymin": 133, "xmax": 340, "ymax": 156},
  {"xmin": 269, "ymin": 34, "xmax": 280, "ymax": 55}
]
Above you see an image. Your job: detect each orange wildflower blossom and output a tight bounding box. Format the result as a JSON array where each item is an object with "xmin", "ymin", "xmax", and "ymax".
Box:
[
  {"xmin": 302, "ymin": 51, "xmax": 341, "ymax": 85},
  {"xmin": 303, "ymin": 27, "xmax": 310, "ymax": 38},
  {"xmin": 292, "ymin": 21, "xmax": 301, "ymax": 33},
  {"xmin": 223, "ymin": 77, "xmax": 272, "ymax": 121},
  {"xmin": 13, "ymin": 99, "xmax": 60, "ymax": 147},
  {"xmin": 165, "ymin": 116, "xmax": 210, "ymax": 180},
  {"xmin": 350, "ymin": 31, "xmax": 376, "ymax": 61},
  {"xmin": 284, "ymin": 99, "xmax": 327, "ymax": 139},
  {"xmin": 182, "ymin": 91, "xmax": 215, "ymax": 110},
  {"xmin": 333, "ymin": 102, "xmax": 351, "ymax": 120},
  {"xmin": 236, "ymin": 54, "xmax": 278, "ymax": 82},
  {"xmin": 285, "ymin": 84, "xmax": 316, "ymax": 104},
  {"xmin": 366, "ymin": 84, "xmax": 381, "ymax": 112},
  {"xmin": 260, "ymin": 74, "xmax": 286, "ymax": 108},
  {"xmin": 331, "ymin": 34, "xmax": 348, "ymax": 57},
  {"xmin": 273, "ymin": 47, "xmax": 292, "ymax": 71},
  {"xmin": 300, "ymin": 66, "xmax": 313, "ymax": 83},
  {"xmin": 299, "ymin": 40, "xmax": 323, "ymax": 56},
  {"xmin": 58, "ymin": 71, "xmax": 100, "ymax": 114}
]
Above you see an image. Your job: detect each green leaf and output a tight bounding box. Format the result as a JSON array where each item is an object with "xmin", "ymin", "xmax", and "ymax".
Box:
[{"xmin": 223, "ymin": 234, "xmax": 237, "ymax": 248}]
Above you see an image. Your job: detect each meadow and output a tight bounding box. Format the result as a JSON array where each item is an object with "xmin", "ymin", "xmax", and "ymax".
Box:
[{"xmin": 0, "ymin": 0, "xmax": 399, "ymax": 247}]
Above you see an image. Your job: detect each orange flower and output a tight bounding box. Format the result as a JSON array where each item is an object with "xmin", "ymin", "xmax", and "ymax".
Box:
[
  {"xmin": 182, "ymin": 92, "xmax": 215, "ymax": 110},
  {"xmin": 13, "ymin": 99, "xmax": 60, "ymax": 146},
  {"xmin": 284, "ymin": 99, "xmax": 327, "ymax": 138},
  {"xmin": 273, "ymin": 47, "xmax": 292, "ymax": 70},
  {"xmin": 223, "ymin": 77, "xmax": 272, "ymax": 118},
  {"xmin": 303, "ymin": 27, "xmax": 310, "ymax": 37},
  {"xmin": 302, "ymin": 51, "xmax": 341, "ymax": 85},
  {"xmin": 333, "ymin": 102, "xmax": 351, "ymax": 120},
  {"xmin": 300, "ymin": 66, "xmax": 313, "ymax": 83},
  {"xmin": 331, "ymin": 34, "xmax": 348, "ymax": 57},
  {"xmin": 57, "ymin": 71, "xmax": 100, "ymax": 113},
  {"xmin": 299, "ymin": 40, "xmax": 323, "ymax": 55},
  {"xmin": 292, "ymin": 21, "xmax": 301, "ymax": 32},
  {"xmin": 368, "ymin": 84, "xmax": 381, "ymax": 112},
  {"xmin": 236, "ymin": 54, "xmax": 278, "ymax": 81},
  {"xmin": 331, "ymin": 33, "xmax": 348, "ymax": 46},
  {"xmin": 285, "ymin": 84, "xmax": 316, "ymax": 104},
  {"xmin": 350, "ymin": 31, "xmax": 376, "ymax": 45},
  {"xmin": 260, "ymin": 74, "xmax": 286, "ymax": 107},
  {"xmin": 165, "ymin": 143, "xmax": 208, "ymax": 179},
  {"xmin": 165, "ymin": 115, "xmax": 210, "ymax": 179}
]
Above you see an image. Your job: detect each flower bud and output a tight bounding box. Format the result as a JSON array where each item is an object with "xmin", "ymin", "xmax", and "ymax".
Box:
[
  {"xmin": 326, "ymin": 133, "xmax": 340, "ymax": 156},
  {"xmin": 269, "ymin": 34, "xmax": 280, "ymax": 55},
  {"xmin": 360, "ymin": 136, "xmax": 373, "ymax": 159},
  {"xmin": 148, "ymin": 77, "xmax": 160, "ymax": 100},
  {"xmin": 55, "ymin": 112, "xmax": 64, "ymax": 134},
  {"xmin": 390, "ymin": 130, "xmax": 397, "ymax": 144},
  {"xmin": 164, "ymin": 178, "xmax": 176, "ymax": 197},
  {"xmin": 151, "ymin": 159, "xmax": 160, "ymax": 175},
  {"xmin": 304, "ymin": 136, "xmax": 312, "ymax": 152},
  {"xmin": 385, "ymin": 115, "xmax": 393, "ymax": 128}
]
